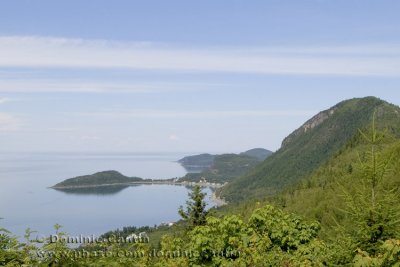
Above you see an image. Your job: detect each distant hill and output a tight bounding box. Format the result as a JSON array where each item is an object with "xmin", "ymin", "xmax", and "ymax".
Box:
[
  {"xmin": 178, "ymin": 148, "xmax": 272, "ymax": 184},
  {"xmin": 240, "ymin": 148, "xmax": 272, "ymax": 161},
  {"xmin": 220, "ymin": 96, "xmax": 400, "ymax": 202},
  {"xmin": 178, "ymin": 153, "xmax": 215, "ymax": 172},
  {"xmin": 178, "ymin": 148, "xmax": 271, "ymax": 171},
  {"xmin": 51, "ymin": 170, "xmax": 144, "ymax": 188},
  {"xmin": 180, "ymin": 154, "xmax": 262, "ymax": 183}
]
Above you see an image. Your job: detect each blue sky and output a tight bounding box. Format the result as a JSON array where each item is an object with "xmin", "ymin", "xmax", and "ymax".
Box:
[{"xmin": 1, "ymin": 0, "xmax": 400, "ymax": 153}]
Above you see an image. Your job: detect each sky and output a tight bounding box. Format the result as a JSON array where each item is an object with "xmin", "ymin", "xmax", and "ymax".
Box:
[{"xmin": 1, "ymin": 0, "xmax": 400, "ymax": 153}]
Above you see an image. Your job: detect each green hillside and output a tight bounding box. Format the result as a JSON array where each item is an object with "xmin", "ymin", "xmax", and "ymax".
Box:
[
  {"xmin": 277, "ymin": 133, "xmax": 400, "ymax": 236},
  {"xmin": 220, "ymin": 97, "xmax": 400, "ymax": 202},
  {"xmin": 219, "ymin": 124, "xmax": 400, "ymax": 227}
]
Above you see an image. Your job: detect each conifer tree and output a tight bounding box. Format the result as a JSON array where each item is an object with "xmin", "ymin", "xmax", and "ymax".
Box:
[
  {"xmin": 340, "ymin": 113, "xmax": 400, "ymax": 255},
  {"xmin": 178, "ymin": 185, "xmax": 208, "ymax": 228}
]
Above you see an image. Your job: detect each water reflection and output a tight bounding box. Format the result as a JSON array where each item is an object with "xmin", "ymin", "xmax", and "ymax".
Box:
[{"xmin": 52, "ymin": 185, "xmax": 134, "ymax": 195}]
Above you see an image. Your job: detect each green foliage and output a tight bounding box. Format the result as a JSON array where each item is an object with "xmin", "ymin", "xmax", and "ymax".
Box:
[
  {"xmin": 38, "ymin": 224, "xmax": 75, "ymax": 266},
  {"xmin": 161, "ymin": 205, "xmax": 330, "ymax": 266},
  {"xmin": 179, "ymin": 185, "xmax": 208, "ymax": 228},
  {"xmin": 101, "ymin": 225, "xmax": 154, "ymax": 240},
  {"xmin": 353, "ymin": 239, "xmax": 400, "ymax": 267},
  {"xmin": 186, "ymin": 215, "xmax": 250, "ymax": 266},
  {"xmin": 250, "ymin": 112, "xmax": 400, "ymax": 265},
  {"xmin": 248, "ymin": 205, "xmax": 320, "ymax": 252},
  {"xmin": 0, "ymin": 206, "xmax": 329, "ymax": 266},
  {"xmin": 338, "ymin": 114, "xmax": 400, "ymax": 257},
  {"xmin": 0, "ymin": 228, "xmax": 25, "ymax": 266}
]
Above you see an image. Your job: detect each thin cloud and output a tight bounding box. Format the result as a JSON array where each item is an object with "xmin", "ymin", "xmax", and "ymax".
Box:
[
  {"xmin": 0, "ymin": 79, "xmax": 226, "ymax": 93},
  {"xmin": 168, "ymin": 134, "xmax": 180, "ymax": 141},
  {"xmin": 0, "ymin": 113, "xmax": 20, "ymax": 132},
  {"xmin": 0, "ymin": 80, "xmax": 161, "ymax": 93},
  {"xmin": 0, "ymin": 36, "xmax": 399, "ymax": 76},
  {"xmin": 80, "ymin": 135, "xmax": 101, "ymax": 141},
  {"xmin": 0, "ymin": 97, "xmax": 12, "ymax": 104},
  {"xmin": 77, "ymin": 109, "xmax": 317, "ymax": 119}
]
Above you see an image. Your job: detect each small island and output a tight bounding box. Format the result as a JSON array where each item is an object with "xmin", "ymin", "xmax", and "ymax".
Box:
[{"xmin": 50, "ymin": 170, "xmax": 148, "ymax": 189}]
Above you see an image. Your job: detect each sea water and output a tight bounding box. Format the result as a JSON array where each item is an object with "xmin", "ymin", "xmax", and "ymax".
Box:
[{"xmin": 0, "ymin": 152, "xmax": 214, "ymax": 239}]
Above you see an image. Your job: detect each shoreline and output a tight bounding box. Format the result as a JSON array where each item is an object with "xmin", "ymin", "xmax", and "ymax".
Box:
[
  {"xmin": 51, "ymin": 180, "xmax": 224, "ymax": 190},
  {"xmin": 210, "ymin": 191, "xmax": 227, "ymax": 206}
]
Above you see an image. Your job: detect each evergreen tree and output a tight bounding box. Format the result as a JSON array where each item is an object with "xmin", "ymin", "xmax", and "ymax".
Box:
[
  {"xmin": 339, "ymin": 113, "xmax": 400, "ymax": 255},
  {"xmin": 178, "ymin": 185, "xmax": 208, "ymax": 228}
]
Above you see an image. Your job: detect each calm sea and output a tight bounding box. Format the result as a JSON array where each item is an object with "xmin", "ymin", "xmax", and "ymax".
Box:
[{"xmin": 0, "ymin": 152, "xmax": 214, "ymax": 239}]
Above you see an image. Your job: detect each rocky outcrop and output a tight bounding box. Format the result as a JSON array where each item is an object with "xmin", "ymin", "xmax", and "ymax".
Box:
[{"xmin": 281, "ymin": 107, "xmax": 337, "ymax": 148}]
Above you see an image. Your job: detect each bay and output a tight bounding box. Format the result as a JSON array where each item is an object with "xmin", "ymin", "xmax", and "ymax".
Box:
[{"xmin": 0, "ymin": 152, "xmax": 214, "ymax": 239}]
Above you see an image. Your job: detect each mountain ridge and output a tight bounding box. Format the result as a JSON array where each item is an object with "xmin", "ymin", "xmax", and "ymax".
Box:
[{"xmin": 219, "ymin": 96, "xmax": 400, "ymax": 202}]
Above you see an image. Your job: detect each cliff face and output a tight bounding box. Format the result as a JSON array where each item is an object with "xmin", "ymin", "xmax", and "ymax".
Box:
[{"xmin": 281, "ymin": 107, "xmax": 337, "ymax": 148}]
